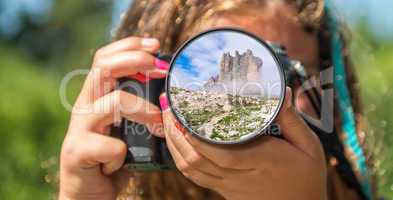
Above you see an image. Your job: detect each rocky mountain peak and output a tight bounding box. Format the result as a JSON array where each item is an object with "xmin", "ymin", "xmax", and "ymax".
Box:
[
  {"xmin": 203, "ymin": 50, "xmax": 264, "ymax": 96},
  {"xmin": 219, "ymin": 49, "xmax": 263, "ymax": 82},
  {"xmin": 205, "ymin": 50, "xmax": 263, "ymax": 87}
]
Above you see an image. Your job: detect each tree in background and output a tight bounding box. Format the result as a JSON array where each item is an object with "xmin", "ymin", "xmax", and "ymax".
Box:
[{"xmin": 0, "ymin": 0, "xmax": 111, "ymax": 199}]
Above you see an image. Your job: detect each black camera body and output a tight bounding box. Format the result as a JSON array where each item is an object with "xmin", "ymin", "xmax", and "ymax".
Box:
[
  {"xmin": 111, "ymin": 45, "xmax": 307, "ymax": 171},
  {"xmin": 111, "ymin": 54, "xmax": 175, "ymax": 171}
]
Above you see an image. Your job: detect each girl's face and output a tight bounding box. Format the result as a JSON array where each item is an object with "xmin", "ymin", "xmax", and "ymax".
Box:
[{"xmin": 195, "ymin": 3, "xmax": 320, "ymax": 116}]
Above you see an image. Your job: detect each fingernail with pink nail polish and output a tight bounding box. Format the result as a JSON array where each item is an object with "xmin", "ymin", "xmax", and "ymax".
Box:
[
  {"xmin": 155, "ymin": 58, "xmax": 170, "ymax": 70},
  {"xmin": 159, "ymin": 95, "xmax": 169, "ymax": 110}
]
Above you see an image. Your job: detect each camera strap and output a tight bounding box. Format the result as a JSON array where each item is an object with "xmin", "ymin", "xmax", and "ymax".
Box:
[{"xmin": 324, "ymin": 1, "xmax": 373, "ymax": 199}]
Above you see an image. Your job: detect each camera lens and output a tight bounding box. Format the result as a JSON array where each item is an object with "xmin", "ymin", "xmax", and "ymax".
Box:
[{"xmin": 166, "ymin": 28, "xmax": 286, "ymax": 144}]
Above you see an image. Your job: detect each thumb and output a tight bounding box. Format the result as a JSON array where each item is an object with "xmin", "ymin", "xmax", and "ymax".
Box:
[
  {"xmin": 159, "ymin": 93, "xmax": 188, "ymax": 135},
  {"xmin": 276, "ymin": 87, "xmax": 323, "ymax": 159}
]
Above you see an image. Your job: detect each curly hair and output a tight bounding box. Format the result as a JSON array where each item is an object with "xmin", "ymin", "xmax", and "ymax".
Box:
[
  {"xmin": 116, "ymin": 0, "xmax": 324, "ymax": 51},
  {"xmin": 114, "ymin": 0, "xmax": 373, "ymax": 199}
]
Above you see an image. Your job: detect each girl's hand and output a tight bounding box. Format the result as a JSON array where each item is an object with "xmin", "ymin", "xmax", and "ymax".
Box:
[
  {"xmin": 59, "ymin": 37, "xmax": 168, "ymax": 200},
  {"xmin": 160, "ymin": 87, "xmax": 327, "ymax": 200}
]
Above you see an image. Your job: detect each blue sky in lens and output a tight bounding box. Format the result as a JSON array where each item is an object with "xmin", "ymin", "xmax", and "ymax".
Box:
[{"xmin": 168, "ymin": 31, "xmax": 282, "ymax": 95}]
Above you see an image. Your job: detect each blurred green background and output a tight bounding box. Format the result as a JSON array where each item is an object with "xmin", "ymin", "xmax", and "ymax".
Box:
[{"xmin": 0, "ymin": 0, "xmax": 392, "ymax": 199}]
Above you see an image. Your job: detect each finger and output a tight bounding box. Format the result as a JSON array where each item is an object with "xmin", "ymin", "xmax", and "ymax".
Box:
[
  {"xmin": 163, "ymin": 110, "xmax": 224, "ymax": 177},
  {"xmin": 95, "ymin": 37, "xmax": 160, "ymax": 57},
  {"xmin": 184, "ymin": 128, "xmax": 277, "ymax": 170},
  {"xmin": 74, "ymin": 90, "xmax": 163, "ymax": 136},
  {"xmin": 76, "ymin": 51, "xmax": 168, "ymax": 106},
  {"xmin": 163, "ymin": 110, "xmax": 253, "ymax": 173},
  {"xmin": 276, "ymin": 87, "xmax": 323, "ymax": 159},
  {"xmin": 159, "ymin": 94, "xmax": 256, "ymax": 171},
  {"xmin": 183, "ymin": 168, "xmax": 221, "ymax": 189},
  {"xmin": 62, "ymin": 133, "xmax": 127, "ymax": 175},
  {"xmin": 165, "ymin": 125, "xmax": 222, "ymax": 189},
  {"xmin": 93, "ymin": 51, "xmax": 167, "ymax": 78},
  {"xmin": 145, "ymin": 123, "xmax": 165, "ymax": 138}
]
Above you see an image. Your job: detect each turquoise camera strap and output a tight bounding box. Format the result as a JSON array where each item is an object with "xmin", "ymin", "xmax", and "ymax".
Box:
[{"xmin": 324, "ymin": 1, "xmax": 372, "ymax": 199}]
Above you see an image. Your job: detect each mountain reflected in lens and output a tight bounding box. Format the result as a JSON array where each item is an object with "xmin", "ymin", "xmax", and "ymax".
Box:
[{"xmin": 168, "ymin": 29, "xmax": 284, "ymax": 143}]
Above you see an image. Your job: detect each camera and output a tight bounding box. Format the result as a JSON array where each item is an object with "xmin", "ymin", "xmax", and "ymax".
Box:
[{"xmin": 111, "ymin": 28, "xmax": 310, "ymax": 170}]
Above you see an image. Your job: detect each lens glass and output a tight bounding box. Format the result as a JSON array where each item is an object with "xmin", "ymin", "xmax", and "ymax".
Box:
[{"xmin": 167, "ymin": 29, "xmax": 284, "ymax": 143}]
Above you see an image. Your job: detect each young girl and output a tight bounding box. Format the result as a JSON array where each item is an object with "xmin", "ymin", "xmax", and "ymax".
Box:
[{"xmin": 59, "ymin": 0, "xmax": 376, "ymax": 199}]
